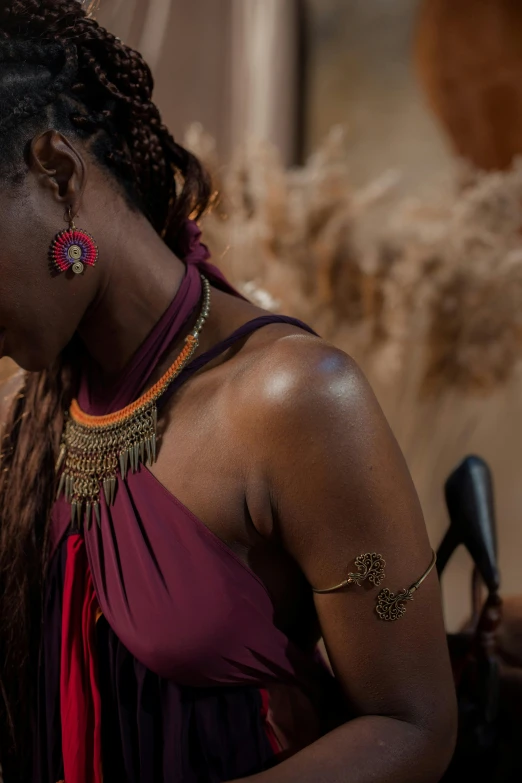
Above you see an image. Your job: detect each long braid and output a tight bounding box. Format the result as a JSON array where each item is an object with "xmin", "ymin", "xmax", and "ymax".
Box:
[
  {"xmin": 0, "ymin": 2, "xmax": 211, "ymax": 778},
  {"xmin": 0, "ymin": 357, "xmax": 76, "ymax": 781}
]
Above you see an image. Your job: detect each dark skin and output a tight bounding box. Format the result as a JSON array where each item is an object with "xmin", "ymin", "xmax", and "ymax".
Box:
[{"xmin": 0, "ymin": 130, "xmax": 457, "ymax": 782}]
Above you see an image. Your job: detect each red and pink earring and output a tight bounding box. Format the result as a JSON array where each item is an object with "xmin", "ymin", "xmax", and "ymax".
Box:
[{"xmin": 49, "ymin": 208, "xmax": 98, "ymax": 276}]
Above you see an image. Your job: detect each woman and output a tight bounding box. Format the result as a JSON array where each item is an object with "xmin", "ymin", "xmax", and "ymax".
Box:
[{"xmin": 0, "ymin": 2, "xmax": 456, "ymax": 782}]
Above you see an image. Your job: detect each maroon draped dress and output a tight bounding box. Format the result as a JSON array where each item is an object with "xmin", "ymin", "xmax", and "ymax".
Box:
[{"xmin": 35, "ymin": 224, "xmax": 345, "ymax": 783}]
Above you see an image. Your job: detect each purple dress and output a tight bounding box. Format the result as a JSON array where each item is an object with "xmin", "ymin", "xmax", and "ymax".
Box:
[{"xmin": 35, "ymin": 224, "xmax": 345, "ymax": 782}]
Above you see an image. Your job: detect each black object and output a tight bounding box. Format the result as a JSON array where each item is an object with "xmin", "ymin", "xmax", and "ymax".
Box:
[
  {"xmin": 438, "ymin": 456, "xmax": 508, "ymax": 783},
  {"xmin": 438, "ymin": 455, "xmax": 499, "ymax": 592}
]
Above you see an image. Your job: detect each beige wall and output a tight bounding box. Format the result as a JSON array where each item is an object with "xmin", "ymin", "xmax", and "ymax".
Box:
[
  {"xmin": 99, "ymin": 0, "xmax": 235, "ymax": 157},
  {"xmin": 98, "ymin": 0, "xmax": 300, "ymax": 164},
  {"xmin": 99, "ymin": 0, "xmax": 451, "ymax": 185},
  {"xmin": 305, "ymin": 0, "xmax": 452, "ymax": 194}
]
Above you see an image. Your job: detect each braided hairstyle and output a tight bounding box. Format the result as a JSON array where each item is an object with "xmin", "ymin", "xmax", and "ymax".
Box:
[{"xmin": 0, "ymin": 2, "xmax": 211, "ymax": 778}]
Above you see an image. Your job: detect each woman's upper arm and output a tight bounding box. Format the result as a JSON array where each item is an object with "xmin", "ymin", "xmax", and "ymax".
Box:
[{"xmin": 253, "ymin": 338, "xmax": 456, "ymax": 733}]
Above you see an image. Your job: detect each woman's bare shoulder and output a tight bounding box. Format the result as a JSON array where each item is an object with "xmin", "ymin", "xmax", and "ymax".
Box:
[{"xmin": 232, "ymin": 327, "xmax": 364, "ymax": 415}]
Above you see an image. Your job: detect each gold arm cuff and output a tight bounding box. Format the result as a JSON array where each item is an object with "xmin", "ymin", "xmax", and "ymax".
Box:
[
  {"xmin": 410, "ymin": 548, "xmax": 437, "ymax": 592},
  {"xmin": 376, "ymin": 549, "xmax": 437, "ymax": 621},
  {"xmin": 313, "ymin": 577, "xmax": 357, "ymax": 594},
  {"xmin": 312, "ymin": 553, "xmax": 386, "ymax": 594},
  {"xmin": 311, "ymin": 549, "xmax": 438, "ymax": 624}
]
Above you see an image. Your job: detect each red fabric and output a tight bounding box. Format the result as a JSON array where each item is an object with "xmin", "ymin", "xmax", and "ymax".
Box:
[
  {"xmin": 259, "ymin": 688, "xmax": 283, "ymax": 755},
  {"xmin": 60, "ymin": 534, "xmax": 102, "ymax": 783}
]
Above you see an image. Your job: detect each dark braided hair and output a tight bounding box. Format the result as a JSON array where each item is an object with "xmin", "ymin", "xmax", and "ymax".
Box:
[{"xmin": 0, "ymin": 2, "xmax": 211, "ymax": 779}]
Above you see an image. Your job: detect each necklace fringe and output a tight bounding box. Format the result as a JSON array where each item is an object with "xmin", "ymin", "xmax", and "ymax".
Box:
[{"xmin": 56, "ymin": 275, "xmax": 211, "ymax": 529}]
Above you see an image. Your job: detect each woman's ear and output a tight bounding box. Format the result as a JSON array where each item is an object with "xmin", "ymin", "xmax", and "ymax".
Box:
[{"xmin": 29, "ymin": 130, "xmax": 86, "ymax": 214}]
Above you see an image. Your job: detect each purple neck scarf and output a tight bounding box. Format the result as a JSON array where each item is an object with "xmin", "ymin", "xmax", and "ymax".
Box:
[{"xmin": 77, "ymin": 220, "xmax": 240, "ymax": 415}]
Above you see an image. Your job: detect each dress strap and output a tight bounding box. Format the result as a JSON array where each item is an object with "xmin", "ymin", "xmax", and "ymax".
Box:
[{"xmin": 158, "ymin": 315, "xmax": 318, "ymax": 412}]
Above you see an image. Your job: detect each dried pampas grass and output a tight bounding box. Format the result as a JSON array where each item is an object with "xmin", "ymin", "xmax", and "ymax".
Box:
[{"xmin": 189, "ymin": 122, "xmax": 522, "ymax": 397}]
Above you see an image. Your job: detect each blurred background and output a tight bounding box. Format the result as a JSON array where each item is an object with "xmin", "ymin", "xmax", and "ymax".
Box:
[{"xmin": 4, "ymin": 0, "xmax": 522, "ymax": 635}]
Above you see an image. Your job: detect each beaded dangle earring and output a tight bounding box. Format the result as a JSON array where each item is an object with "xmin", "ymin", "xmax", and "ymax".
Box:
[{"xmin": 49, "ymin": 208, "xmax": 99, "ymax": 276}]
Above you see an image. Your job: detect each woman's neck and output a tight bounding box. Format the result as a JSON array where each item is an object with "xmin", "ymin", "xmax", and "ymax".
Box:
[{"xmin": 78, "ymin": 211, "xmax": 186, "ymax": 376}]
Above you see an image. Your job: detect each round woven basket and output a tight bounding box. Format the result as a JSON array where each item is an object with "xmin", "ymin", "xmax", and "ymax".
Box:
[{"xmin": 415, "ymin": 0, "xmax": 522, "ymax": 170}]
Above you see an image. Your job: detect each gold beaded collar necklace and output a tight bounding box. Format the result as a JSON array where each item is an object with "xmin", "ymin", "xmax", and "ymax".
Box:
[{"xmin": 56, "ymin": 274, "xmax": 211, "ymax": 530}]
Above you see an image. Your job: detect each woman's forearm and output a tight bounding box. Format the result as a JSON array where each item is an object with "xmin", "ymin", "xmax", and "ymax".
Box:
[{"xmin": 232, "ymin": 715, "xmax": 455, "ymax": 783}]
